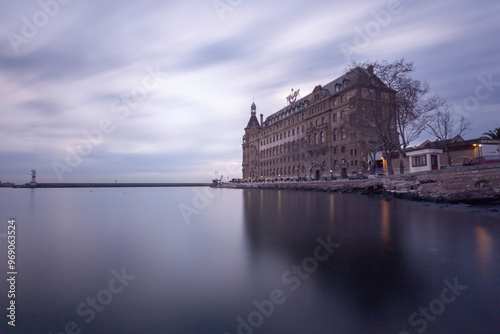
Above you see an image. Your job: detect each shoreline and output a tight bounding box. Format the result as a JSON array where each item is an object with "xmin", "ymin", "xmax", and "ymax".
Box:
[
  {"xmin": 8, "ymin": 183, "xmax": 211, "ymax": 189},
  {"xmin": 217, "ymin": 163, "xmax": 500, "ymax": 206}
]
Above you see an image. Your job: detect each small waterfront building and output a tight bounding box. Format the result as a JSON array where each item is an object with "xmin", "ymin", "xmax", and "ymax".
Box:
[
  {"xmin": 381, "ymin": 136, "xmax": 500, "ymax": 174},
  {"xmin": 406, "ymin": 149, "xmax": 443, "ymax": 173}
]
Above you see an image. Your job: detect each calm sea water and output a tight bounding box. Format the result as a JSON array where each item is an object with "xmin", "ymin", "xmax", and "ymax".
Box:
[{"xmin": 0, "ymin": 187, "xmax": 499, "ymax": 334}]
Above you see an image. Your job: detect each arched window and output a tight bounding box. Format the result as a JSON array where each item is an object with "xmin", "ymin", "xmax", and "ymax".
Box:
[
  {"xmin": 333, "ymin": 129, "xmax": 338, "ymax": 141},
  {"xmin": 321, "ymin": 131, "xmax": 325, "ymax": 143}
]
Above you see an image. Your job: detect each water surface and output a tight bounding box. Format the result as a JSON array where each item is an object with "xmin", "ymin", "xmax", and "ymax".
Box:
[{"xmin": 0, "ymin": 187, "xmax": 499, "ymax": 333}]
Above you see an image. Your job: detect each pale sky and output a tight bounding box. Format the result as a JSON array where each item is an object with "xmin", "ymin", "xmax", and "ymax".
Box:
[{"xmin": 1, "ymin": 0, "xmax": 499, "ymax": 183}]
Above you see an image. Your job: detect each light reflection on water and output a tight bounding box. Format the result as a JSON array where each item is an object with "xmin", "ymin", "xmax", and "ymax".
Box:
[{"xmin": 0, "ymin": 187, "xmax": 498, "ymax": 334}]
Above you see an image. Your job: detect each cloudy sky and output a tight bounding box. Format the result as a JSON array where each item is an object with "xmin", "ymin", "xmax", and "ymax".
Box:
[{"xmin": 1, "ymin": 0, "xmax": 499, "ymax": 183}]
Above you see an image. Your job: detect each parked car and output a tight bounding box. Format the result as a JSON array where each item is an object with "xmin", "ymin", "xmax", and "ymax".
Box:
[
  {"xmin": 463, "ymin": 155, "xmax": 500, "ymax": 166},
  {"xmin": 348, "ymin": 172, "xmax": 367, "ymax": 180},
  {"xmin": 367, "ymin": 173, "xmax": 385, "ymax": 179}
]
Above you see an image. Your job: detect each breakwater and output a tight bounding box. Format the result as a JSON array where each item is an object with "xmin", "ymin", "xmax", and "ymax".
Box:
[
  {"xmin": 219, "ymin": 163, "xmax": 500, "ymax": 205},
  {"xmin": 12, "ymin": 183, "xmax": 211, "ymax": 188}
]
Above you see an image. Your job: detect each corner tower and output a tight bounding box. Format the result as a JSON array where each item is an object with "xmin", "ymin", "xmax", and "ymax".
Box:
[{"xmin": 242, "ymin": 102, "xmax": 261, "ymax": 179}]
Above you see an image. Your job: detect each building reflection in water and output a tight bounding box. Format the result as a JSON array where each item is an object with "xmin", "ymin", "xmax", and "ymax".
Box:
[
  {"xmin": 475, "ymin": 226, "xmax": 493, "ymax": 270},
  {"xmin": 380, "ymin": 200, "xmax": 390, "ymax": 246}
]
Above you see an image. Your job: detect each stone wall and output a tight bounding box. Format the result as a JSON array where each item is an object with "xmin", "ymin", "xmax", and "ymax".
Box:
[{"xmin": 220, "ymin": 163, "xmax": 500, "ymax": 204}]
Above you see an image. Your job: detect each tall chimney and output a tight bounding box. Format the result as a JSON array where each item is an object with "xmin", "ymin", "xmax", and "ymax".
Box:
[
  {"xmin": 260, "ymin": 114, "xmax": 263, "ymax": 126},
  {"xmin": 367, "ymin": 65, "xmax": 374, "ymax": 75}
]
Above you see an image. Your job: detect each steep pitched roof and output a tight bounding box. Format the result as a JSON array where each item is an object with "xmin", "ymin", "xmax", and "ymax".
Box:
[
  {"xmin": 261, "ymin": 67, "xmax": 391, "ymax": 127},
  {"xmin": 246, "ymin": 114, "xmax": 261, "ymax": 129}
]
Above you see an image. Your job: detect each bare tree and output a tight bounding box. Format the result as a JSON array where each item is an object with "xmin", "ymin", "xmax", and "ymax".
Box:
[
  {"xmin": 396, "ymin": 81, "xmax": 445, "ymax": 173},
  {"xmin": 425, "ymin": 105, "xmax": 472, "ymax": 166},
  {"xmin": 348, "ymin": 86, "xmax": 398, "ymax": 175},
  {"xmin": 302, "ymin": 134, "xmax": 328, "ymax": 180},
  {"xmin": 349, "ymin": 58, "xmax": 443, "ymax": 174}
]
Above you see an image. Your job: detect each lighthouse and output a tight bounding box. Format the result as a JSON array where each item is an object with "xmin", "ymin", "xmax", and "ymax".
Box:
[{"xmin": 30, "ymin": 169, "xmax": 37, "ymax": 187}]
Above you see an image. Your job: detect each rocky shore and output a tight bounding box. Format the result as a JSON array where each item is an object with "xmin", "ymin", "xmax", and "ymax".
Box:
[{"xmin": 219, "ymin": 163, "xmax": 500, "ymax": 205}]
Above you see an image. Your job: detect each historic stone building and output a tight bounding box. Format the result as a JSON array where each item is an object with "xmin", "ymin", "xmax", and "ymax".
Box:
[{"xmin": 242, "ymin": 66, "xmax": 396, "ymax": 180}]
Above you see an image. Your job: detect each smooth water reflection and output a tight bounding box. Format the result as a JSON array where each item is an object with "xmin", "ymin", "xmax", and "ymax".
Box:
[{"xmin": 0, "ymin": 187, "xmax": 499, "ymax": 333}]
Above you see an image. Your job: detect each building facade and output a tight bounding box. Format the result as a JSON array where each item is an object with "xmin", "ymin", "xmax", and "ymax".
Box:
[
  {"xmin": 242, "ymin": 66, "xmax": 396, "ymax": 180},
  {"xmin": 387, "ymin": 135, "xmax": 500, "ymax": 173}
]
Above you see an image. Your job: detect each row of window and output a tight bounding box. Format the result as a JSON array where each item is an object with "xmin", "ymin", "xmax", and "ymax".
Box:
[
  {"xmin": 260, "ymin": 132, "xmax": 327, "ymax": 158},
  {"xmin": 266, "ymin": 93, "xmax": 347, "ymax": 127},
  {"xmin": 260, "ymin": 95, "xmax": 348, "ymax": 137},
  {"xmin": 260, "ymin": 113, "xmax": 353, "ymax": 147},
  {"xmin": 261, "ymin": 142, "xmax": 358, "ymax": 160},
  {"xmin": 259, "ymin": 159, "xmax": 359, "ymax": 177}
]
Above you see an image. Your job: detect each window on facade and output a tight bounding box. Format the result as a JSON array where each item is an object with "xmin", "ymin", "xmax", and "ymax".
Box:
[
  {"xmin": 321, "ymin": 132, "xmax": 325, "ymax": 143},
  {"xmin": 340, "ymin": 111, "xmax": 345, "ymax": 119},
  {"xmin": 333, "ymin": 99, "xmax": 337, "ymax": 107},
  {"xmin": 322, "ymin": 117, "xmax": 325, "ymax": 124},
  {"xmin": 355, "ymin": 160, "xmax": 358, "ymax": 166},
  {"xmin": 355, "ymin": 149, "xmax": 357, "ymax": 156},
  {"xmin": 341, "ymin": 95, "xmax": 344, "ymax": 103},
  {"xmin": 412, "ymin": 155, "xmax": 427, "ymax": 167},
  {"xmin": 350, "ymin": 149, "xmax": 353, "ymax": 156},
  {"xmin": 334, "ymin": 147, "xmax": 338, "ymax": 154},
  {"xmin": 333, "ymin": 129, "xmax": 338, "ymax": 141},
  {"xmin": 310, "ymin": 122, "xmax": 313, "ymax": 128},
  {"xmin": 341, "ymin": 130, "xmax": 346, "ymax": 140},
  {"xmin": 292, "ymin": 129, "xmax": 295, "ymax": 135},
  {"xmin": 341, "ymin": 146, "xmax": 346, "ymax": 153},
  {"xmin": 351, "ymin": 132, "xmax": 356, "ymax": 140},
  {"xmin": 302, "ymin": 125, "xmax": 305, "ymax": 132},
  {"xmin": 315, "ymin": 133, "xmax": 318, "ymax": 144}
]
